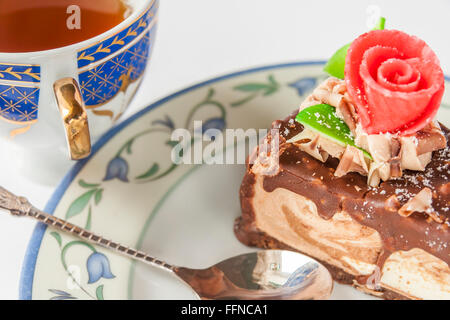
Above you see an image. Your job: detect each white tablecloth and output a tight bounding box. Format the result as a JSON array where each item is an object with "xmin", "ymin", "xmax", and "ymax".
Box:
[{"xmin": 1, "ymin": 0, "xmax": 449, "ymax": 299}]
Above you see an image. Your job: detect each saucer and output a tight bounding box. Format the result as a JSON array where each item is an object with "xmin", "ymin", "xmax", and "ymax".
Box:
[{"xmin": 20, "ymin": 61, "xmax": 450, "ymax": 300}]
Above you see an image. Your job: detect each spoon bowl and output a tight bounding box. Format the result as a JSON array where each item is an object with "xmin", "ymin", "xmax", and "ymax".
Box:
[{"xmin": 175, "ymin": 250, "xmax": 333, "ymax": 300}]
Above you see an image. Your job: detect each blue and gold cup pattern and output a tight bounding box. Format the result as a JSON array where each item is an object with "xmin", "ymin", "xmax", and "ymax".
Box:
[
  {"xmin": 77, "ymin": 0, "xmax": 158, "ymax": 121},
  {"xmin": 0, "ymin": 0, "xmax": 158, "ymax": 137},
  {"xmin": 0, "ymin": 63, "xmax": 41, "ymax": 137}
]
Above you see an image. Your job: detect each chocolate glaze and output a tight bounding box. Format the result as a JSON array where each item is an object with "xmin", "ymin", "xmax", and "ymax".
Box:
[{"xmin": 244, "ymin": 111, "xmax": 449, "ymax": 275}]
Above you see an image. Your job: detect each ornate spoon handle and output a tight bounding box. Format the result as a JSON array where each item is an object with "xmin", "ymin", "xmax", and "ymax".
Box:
[{"xmin": 0, "ymin": 186, "xmax": 174, "ymax": 272}]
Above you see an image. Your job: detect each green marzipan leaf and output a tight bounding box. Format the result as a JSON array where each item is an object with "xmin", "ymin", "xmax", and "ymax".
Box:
[
  {"xmin": 66, "ymin": 189, "xmax": 96, "ymax": 219},
  {"xmin": 323, "ymin": 43, "xmax": 350, "ymax": 79},
  {"xmin": 295, "ymin": 104, "xmax": 371, "ymax": 158},
  {"xmin": 375, "ymin": 17, "xmax": 386, "ymax": 30},
  {"xmin": 323, "ymin": 17, "xmax": 386, "ymax": 79},
  {"xmin": 96, "ymin": 285, "xmax": 104, "ymax": 300}
]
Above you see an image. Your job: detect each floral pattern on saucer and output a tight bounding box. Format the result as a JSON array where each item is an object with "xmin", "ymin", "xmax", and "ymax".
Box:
[{"xmin": 20, "ymin": 62, "xmax": 450, "ymax": 300}]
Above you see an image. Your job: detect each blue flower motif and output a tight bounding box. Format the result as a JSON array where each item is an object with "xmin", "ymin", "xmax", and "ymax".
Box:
[
  {"xmin": 86, "ymin": 252, "xmax": 115, "ymax": 284},
  {"xmin": 289, "ymin": 77, "xmax": 317, "ymax": 96},
  {"xmin": 103, "ymin": 157, "xmax": 129, "ymax": 182},
  {"xmin": 201, "ymin": 117, "xmax": 226, "ymax": 140}
]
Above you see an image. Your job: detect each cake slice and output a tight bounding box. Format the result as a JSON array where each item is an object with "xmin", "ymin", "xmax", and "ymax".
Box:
[{"xmin": 235, "ymin": 25, "xmax": 449, "ymax": 300}]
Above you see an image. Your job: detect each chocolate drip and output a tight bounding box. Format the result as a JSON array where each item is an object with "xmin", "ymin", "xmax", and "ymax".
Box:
[
  {"xmin": 272, "ymin": 109, "xmax": 304, "ymax": 141},
  {"xmin": 261, "ymin": 113, "xmax": 449, "ymax": 270},
  {"xmin": 263, "ymin": 146, "xmax": 368, "ymax": 220}
]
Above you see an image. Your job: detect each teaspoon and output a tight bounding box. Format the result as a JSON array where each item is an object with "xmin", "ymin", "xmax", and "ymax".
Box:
[{"xmin": 0, "ymin": 186, "xmax": 333, "ymax": 300}]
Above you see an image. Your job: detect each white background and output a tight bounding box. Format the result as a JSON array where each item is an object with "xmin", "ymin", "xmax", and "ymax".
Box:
[{"xmin": 0, "ymin": 0, "xmax": 449, "ymax": 299}]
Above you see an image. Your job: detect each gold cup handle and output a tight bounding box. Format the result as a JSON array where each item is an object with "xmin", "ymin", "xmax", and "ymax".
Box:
[{"xmin": 53, "ymin": 78, "xmax": 91, "ymax": 160}]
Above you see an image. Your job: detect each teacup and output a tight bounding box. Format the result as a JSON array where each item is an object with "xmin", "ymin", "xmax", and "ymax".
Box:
[{"xmin": 0, "ymin": 0, "xmax": 158, "ymax": 182}]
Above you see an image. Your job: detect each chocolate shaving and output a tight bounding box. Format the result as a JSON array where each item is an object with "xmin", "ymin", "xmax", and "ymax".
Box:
[
  {"xmin": 398, "ymin": 188, "xmax": 444, "ymax": 223},
  {"xmin": 416, "ymin": 122, "xmax": 447, "ymax": 155},
  {"xmin": 335, "ymin": 146, "xmax": 369, "ymax": 177}
]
